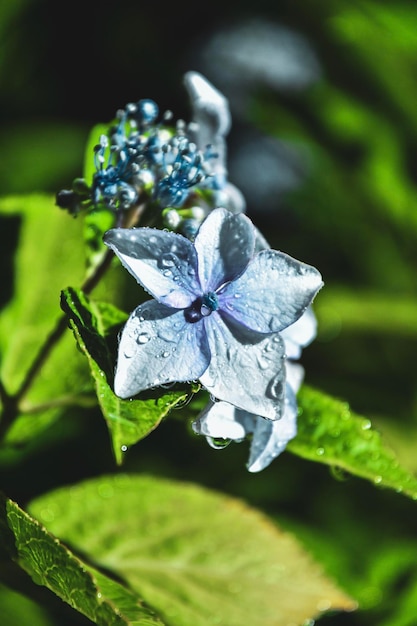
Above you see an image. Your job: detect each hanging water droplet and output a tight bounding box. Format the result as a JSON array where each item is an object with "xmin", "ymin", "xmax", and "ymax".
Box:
[
  {"xmin": 374, "ymin": 475, "xmax": 382, "ymax": 485},
  {"xmin": 207, "ymin": 437, "xmax": 232, "ymax": 449},
  {"xmin": 121, "ymin": 445, "xmax": 128, "ymax": 452}
]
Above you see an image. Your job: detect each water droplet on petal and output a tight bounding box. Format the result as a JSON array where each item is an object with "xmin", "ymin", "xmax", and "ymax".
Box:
[
  {"xmin": 123, "ymin": 341, "xmax": 137, "ymax": 358},
  {"xmin": 160, "ymin": 252, "xmax": 177, "ymax": 268},
  {"xmin": 266, "ymin": 375, "xmax": 284, "ymax": 400},
  {"xmin": 137, "ymin": 332, "xmax": 150, "ymax": 344}
]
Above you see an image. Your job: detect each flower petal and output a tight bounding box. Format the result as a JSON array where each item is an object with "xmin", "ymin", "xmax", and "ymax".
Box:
[
  {"xmin": 104, "ymin": 228, "xmax": 200, "ymax": 308},
  {"xmin": 247, "ymin": 384, "xmax": 298, "ymax": 473},
  {"xmin": 220, "ymin": 249, "xmax": 323, "ymax": 333},
  {"xmin": 200, "ymin": 314, "xmax": 286, "ymax": 419},
  {"xmin": 192, "ymin": 401, "xmax": 249, "ymax": 440},
  {"xmin": 195, "ymin": 208, "xmax": 255, "ymax": 292},
  {"xmin": 286, "ymin": 361, "xmax": 304, "ymax": 395},
  {"xmin": 281, "ymin": 305, "xmax": 318, "ymax": 359},
  {"xmin": 114, "ymin": 300, "xmax": 210, "ymax": 398},
  {"xmin": 183, "ymin": 71, "xmax": 231, "ymax": 182},
  {"xmin": 247, "ymin": 386, "xmax": 297, "ymax": 472}
]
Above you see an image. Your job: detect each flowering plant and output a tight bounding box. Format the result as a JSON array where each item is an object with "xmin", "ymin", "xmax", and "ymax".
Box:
[{"xmin": 1, "ymin": 70, "xmax": 416, "ymax": 626}]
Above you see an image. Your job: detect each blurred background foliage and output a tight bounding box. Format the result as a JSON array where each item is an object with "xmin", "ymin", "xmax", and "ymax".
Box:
[{"xmin": 1, "ymin": 0, "xmax": 417, "ymax": 624}]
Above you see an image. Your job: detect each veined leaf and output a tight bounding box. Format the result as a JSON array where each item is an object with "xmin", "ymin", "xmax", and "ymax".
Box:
[
  {"xmin": 60, "ymin": 287, "xmax": 188, "ymax": 464},
  {"xmin": 0, "ymin": 492, "xmax": 164, "ymax": 625},
  {"xmin": 29, "ymin": 473, "xmax": 356, "ymax": 626},
  {"xmin": 290, "ymin": 385, "xmax": 417, "ymax": 499}
]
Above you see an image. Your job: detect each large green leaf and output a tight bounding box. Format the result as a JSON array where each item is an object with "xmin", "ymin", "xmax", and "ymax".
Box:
[
  {"xmin": 0, "ymin": 492, "xmax": 164, "ymax": 625},
  {"xmin": 29, "ymin": 473, "xmax": 355, "ymax": 626},
  {"xmin": 60, "ymin": 287, "xmax": 189, "ymax": 463},
  {"xmin": 290, "ymin": 385, "xmax": 417, "ymax": 499},
  {"xmin": 0, "ymin": 195, "xmax": 93, "ymax": 446}
]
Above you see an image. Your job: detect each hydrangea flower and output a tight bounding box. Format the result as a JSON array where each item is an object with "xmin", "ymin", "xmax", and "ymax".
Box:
[
  {"xmin": 104, "ymin": 207, "xmax": 322, "ymax": 419},
  {"xmin": 192, "ymin": 307, "xmax": 317, "ymax": 471}
]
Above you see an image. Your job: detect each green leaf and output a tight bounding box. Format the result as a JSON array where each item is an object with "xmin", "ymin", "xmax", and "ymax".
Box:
[
  {"xmin": 0, "ymin": 194, "xmax": 92, "ymax": 447},
  {"xmin": 0, "ymin": 582, "xmax": 54, "ymax": 626},
  {"xmin": 289, "ymin": 385, "xmax": 417, "ymax": 499},
  {"xmin": 0, "ymin": 492, "xmax": 164, "ymax": 625},
  {"xmin": 29, "ymin": 474, "xmax": 356, "ymax": 626},
  {"xmin": 60, "ymin": 287, "xmax": 189, "ymax": 463}
]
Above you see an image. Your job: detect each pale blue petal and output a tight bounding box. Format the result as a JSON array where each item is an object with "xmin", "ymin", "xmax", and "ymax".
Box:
[
  {"xmin": 114, "ymin": 300, "xmax": 210, "ymax": 398},
  {"xmin": 104, "ymin": 228, "xmax": 200, "ymax": 308},
  {"xmin": 200, "ymin": 314, "xmax": 286, "ymax": 419},
  {"xmin": 247, "ymin": 384, "xmax": 298, "ymax": 473},
  {"xmin": 183, "ymin": 71, "xmax": 230, "ymax": 180},
  {"xmin": 219, "ymin": 249, "xmax": 323, "ymax": 333},
  {"xmin": 286, "ymin": 361, "xmax": 304, "ymax": 395},
  {"xmin": 192, "ymin": 401, "xmax": 249, "ymax": 440},
  {"xmin": 195, "ymin": 208, "xmax": 255, "ymax": 292},
  {"xmin": 281, "ymin": 305, "xmax": 317, "ymax": 359}
]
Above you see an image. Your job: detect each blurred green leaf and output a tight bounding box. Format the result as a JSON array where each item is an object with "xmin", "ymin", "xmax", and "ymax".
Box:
[
  {"xmin": 0, "ymin": 123, "xmax": 88, "ymax": 195},
  {"xmin": 0, "ymin": 492, "xmax": 164, "ymax": 625},
  {"xmin": 315, "ymin": 286, "xmax": 417, "ymax": 339},
  {"xmin": 29, "ymin": 473, "xmax": 356, "ymax": 626},
  {"xmin": 61, "ymin": 287, "xmax": 189, "ymax": 463},
  {"xmin": 0, "ymin": 582, "xmax": 54, "ymax": 626},
  {"xmin": 290, "ymin": 385, "xmax": 417, "ymax": 498},
  {"xmin": 0, "ymin": 195, "xmax": 92, "ymax": 447}
]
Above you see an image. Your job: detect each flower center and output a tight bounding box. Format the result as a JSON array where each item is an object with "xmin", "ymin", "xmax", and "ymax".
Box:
[{"xmin": 184, "ymin": 292, "xmax": 219, "ymax": 323}]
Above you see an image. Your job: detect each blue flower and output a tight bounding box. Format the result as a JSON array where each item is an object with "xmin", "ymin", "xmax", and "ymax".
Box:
[
  {"xmin": 104, "ymin": 208, "xmax": 322, "ymax": 419},
  {"xmin": 192, "ymin": 308, "xmax": 317, "ymax": 471}
]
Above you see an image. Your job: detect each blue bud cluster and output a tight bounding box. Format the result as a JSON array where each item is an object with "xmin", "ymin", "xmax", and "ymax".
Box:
[{"xmin": 57, "ymin": 98, "xmax": 219, "ymax": 218}]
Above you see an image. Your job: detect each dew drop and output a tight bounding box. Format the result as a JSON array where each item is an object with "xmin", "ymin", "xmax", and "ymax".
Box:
[
  {"xmin": 266, "ymin": 375, "xmax": 284, "ymax": 400},
  {"xmin": 121, "ymin": 445, "xmax": 128, "ymax": 452},
  {"xmin": 316, "ymin": 447, "xmax": 325, "ymax": 456},
  {"xmin": 123, "ymin": 341, "xmax": 137, "ymax": 358},
  {"xmin": 207, "ymin": 437, "xmax": 232, "ymax": 449},
  {"xmin": 160, "ymin": 252, "xmax": 177, "ymax": 268},
  {"xmin": 137, "ymin": 332, "xmax": 150, "ymax": 344}
]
